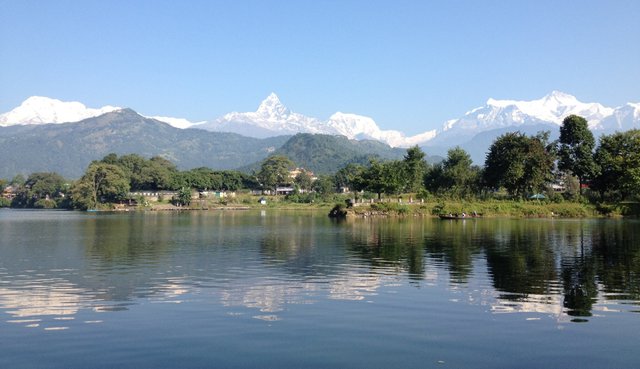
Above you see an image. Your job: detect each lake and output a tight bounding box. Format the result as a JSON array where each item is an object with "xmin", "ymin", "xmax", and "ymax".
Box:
[{"xmin": 1, "ymin": 209, "xmax": 639, "ymax": 368}]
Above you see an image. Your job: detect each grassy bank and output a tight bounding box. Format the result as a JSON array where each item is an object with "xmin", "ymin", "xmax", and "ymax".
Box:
[
  {"xmin": 346, "ymin": 199, "xmax": 604, "ymax": 218},
  {"xmin": 113, "ymin": 192, "xmax": 636, "ymax": 218}
]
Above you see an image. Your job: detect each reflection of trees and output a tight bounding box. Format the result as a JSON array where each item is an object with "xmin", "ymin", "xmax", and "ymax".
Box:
[
  {"xmin": 258, "ymin": 212, "xmax": 347, "ymax": 277},
  {"xmin": 484, "ymin": 222, "xmax": 558, "ymax": 300},
  {"xmin": 557, "ymin": 220, "xmax": 640, "ymax": 318},
  {"xmin": 559, "ymin": 222, "xmax": 597, "ymax": 317},
  {"xmin": 561, "ymin": 258, "xmax": 597, "ymax": 317},
  {"xmin": 590, "ymin": 221, "xmax": 640, "ymax": 301},
  {"xmin": 344, "ymin": 219, "xmax": 426, "ymax": 280},
  {"xmin": 424, "ymin": 220, "xmax": 483, "ymax": 283}
]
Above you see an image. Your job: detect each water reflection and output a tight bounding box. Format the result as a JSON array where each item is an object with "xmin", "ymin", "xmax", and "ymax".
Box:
[{"xmin": 1, "ymin": 211, "xmax": 639, "ymax": 331}]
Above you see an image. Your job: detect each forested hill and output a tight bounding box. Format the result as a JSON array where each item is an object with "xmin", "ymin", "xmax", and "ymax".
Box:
[
  {"xmin": 240, "ymin": 133, "xmax": 442, "ymax": 175},
  {"xmin": 0, "ymin": 109, "xmax": 290, "ymax": 179},
  {"xmin": 0, "ymin": 109, "xmax": 443, "ymax": 179}
]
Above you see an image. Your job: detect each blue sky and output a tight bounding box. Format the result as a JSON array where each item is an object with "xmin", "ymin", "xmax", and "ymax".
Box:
[{"xmin": 1, "ymin": 0, "xmax": 638, "ymax": 134}]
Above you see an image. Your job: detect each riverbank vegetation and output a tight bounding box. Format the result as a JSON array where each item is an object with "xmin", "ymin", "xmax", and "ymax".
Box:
[{"xmin": 1, "ymin": 115, "xmax": 638, "ymax": 217}]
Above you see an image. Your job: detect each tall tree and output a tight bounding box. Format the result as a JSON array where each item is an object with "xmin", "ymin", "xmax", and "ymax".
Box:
[
  {"xmin": 425, "ymin": 147, "xmax": 479, "ymax": 198},
  {"xmin": 483, "ymin": 132, "xmax": 555, "ymax": 198},
  {"xmin": 592, "ymin": 129, "xmax": 640, "ymax": 201},
  {"xmin": 257, "ymin": 155, "xmax": 295, "ymax": 192},
  {"xmin": 402, "ymin": 146, "xmax": 428, "ymax": 193},
  {"xmin": 294, "ymin": 170, "xmax": 313, "ymax": 192},
  {"xmin": 71, "ymin": 163, "xmax": 130, "ymax": 210},
  {"xmin": 360, "ymin": 159, "xmax": 404, "ymax": 199},
  {"xmin": 334, "ymin": 163, "xmax": 367, "ymax": 193},
  {"xmin": 558, "ymin": 115, "xmax": 596, "ymax": 196}
]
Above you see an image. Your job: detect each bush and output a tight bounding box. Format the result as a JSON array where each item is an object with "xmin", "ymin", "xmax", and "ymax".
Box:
[
  {"xmin": 0, "ymin": 198, "xmax": 10, "ymax": 208},
  {"xmin": 328, "ymin": 204, "xmax": 348, "ymax": 218},
  {"xmin": 33, "ymin": 198, "xmax": 57, "ymax": 209},
  {"xmin": 370, "ymin": 202, "xmax": 410, "ymax": 214}
]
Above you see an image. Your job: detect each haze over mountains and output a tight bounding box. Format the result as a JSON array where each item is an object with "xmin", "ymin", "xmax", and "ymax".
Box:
[{"xmin": 1, "ymin": 91, "xmax": 638, "ymax": 174}]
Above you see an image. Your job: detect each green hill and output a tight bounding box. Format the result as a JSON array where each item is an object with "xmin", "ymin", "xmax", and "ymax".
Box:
[
  {"xmin": 0, "ymin": 109, "xmax": 289, "ymax": 179},
  {"xmin": 240, "ymin": 133, "xmax": 407, "ymax": 174}
]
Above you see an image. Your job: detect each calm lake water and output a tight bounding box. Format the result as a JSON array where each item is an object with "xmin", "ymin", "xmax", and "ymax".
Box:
[{"xmin": 1, "ymin": 209, "xmax": 639, "ymax": 368}]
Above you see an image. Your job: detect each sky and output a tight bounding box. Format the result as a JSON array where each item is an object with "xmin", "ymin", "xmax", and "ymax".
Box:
[{"xmin": 1, "ymin": 0, "xmax": 639, "ymax": 134}]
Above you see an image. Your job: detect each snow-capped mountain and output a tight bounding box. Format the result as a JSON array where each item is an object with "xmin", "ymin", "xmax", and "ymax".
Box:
[
  {"xmin": 594, "ymin": 103, "xmax": 640, "ymax": 133},
  {"xmin": 2, "ymin": 92, "xmax": 638, "ymax": 154},
  {"xmin": 0, "ymin": 96, "xmax": 120, "ymax": 126},
  {"xmin": 437, "ymin": 91, "xmax": 613, "ymax": 136},
  {"xmin": 197, "ymin": 93, "xmax": 326, "ymax": 138},
  {"xmin": 198, "ymin": 93, "xmax": 436, "ymax": 146},
  {"xmin": 425, "ymin": 91, "xmax": 629, "ymax": 149},
  {"xmin": 326, "ymin": 112, "xmax": 436, "ymax": 147},
  {"xmin": 147, "ymin": 116, "xmax": 204, "ymax": 129},
  {"xmin": 0, "ymin": 96, "xmax": 202, "ymax": 129}
]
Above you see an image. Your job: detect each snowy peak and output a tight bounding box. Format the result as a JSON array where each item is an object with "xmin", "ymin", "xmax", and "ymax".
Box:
[
  {"xmin": 256, "ymin": 93, "xmax": 290, "ymax": 118},
  {"xmin": 0, "ymin": 96, "xmax": 120, "ymax": 126},
  {"xmin": 594, "ymin": 101, "xmax": 640, "ymax": 132},
  {"xmin": 201, "ymin": 95, "xmax": 437, "ymax": 147},
  {"xmin": 0, "ymin": 96, "xmax": 201, "ymax": 129},
  {"xmin": 457, "ymin": 91, "xmax": 614, "ymax": 133}
]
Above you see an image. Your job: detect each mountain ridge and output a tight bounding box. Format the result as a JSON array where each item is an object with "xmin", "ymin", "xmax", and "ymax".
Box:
[{"xmin": 2, "ymin": 92, "xmax": 638, "ymax": 165}]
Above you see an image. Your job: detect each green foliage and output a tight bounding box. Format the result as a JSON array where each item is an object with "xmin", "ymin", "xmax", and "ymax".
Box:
[
  {"xmin": 294, "ymin": 170, "xmax": 313, "ymax": 191},
  {"xmin": 334, "ymin": 163, "xmax": 367, "ymax": 192},
  {"xmin": 592, "ymin": 129, "xmax": 640, "ymax": 201},
  {"xmin": 403, "ymin": 146, "xmax": 428, "ymax": 193},
  {"xmin": 33, "ymin": 198, "xmax": 57, "ymax": 209},
  {"xmin": 71, "ymin": 162, "xmax": 130, "ymax": 210},
  {"xmin": 257, "ymin": 155, "xmax": 295, "ymax": 191},
  {"xmin": 425, "ymin": 147, "xmax": 479, "ymax": 198},
  {"xmin": 312, "ymin": 175, "xmax": 335, "ymax": 195},
  {"xmin": 369, "ymin": 202, "xmax": 410, "ymax": 214},
  {"xmin": 8, "ymin": 172, "xmax": 67, "ymax": 208},
  {"xmin": 285, "ymin": 192, "xmax": 317, "ymax": 204},
  {"xmin": 0, "ymin": 109, "xmax": 291, "ymax": 179},
  {"xmin": 359, "ymin": 159, "xmax": 404, "ymax": 199},
  {"xmin": 172, "ymin": 188, "xmax": 192, "ymax": 206},
  {"xmin": 558, "ymin": 115, "xmax": 596, "ymax": 193},
  {"xmin": 255, "ymin": 133, "xmax": 406, "ymax": 175},
  {"xmin": 26, "ymin": 172, "xmax": 66, "ymax": 199},
  {"xmin": 0, "ymin": 198, "xmax": 10, "ymax": 207},
  {"xmin": 328, "ymin": 203, "xmax": 348, "ymax": 218},
  {"xmin": 483, "ymin": 132, "xmax": 555, "ymax": 198},
  {"xmin": 10, "ymin": 174, "xmax": 25, "ymax": 186}
]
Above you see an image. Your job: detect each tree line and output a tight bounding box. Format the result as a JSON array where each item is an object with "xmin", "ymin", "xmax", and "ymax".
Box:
[
  {"xmin": 334, "ymin": 115, "xmax": 640, "ymax": 203},
  {"xmin": 1, "ymin": 114, "xmax": 638, "ymax": 210}
]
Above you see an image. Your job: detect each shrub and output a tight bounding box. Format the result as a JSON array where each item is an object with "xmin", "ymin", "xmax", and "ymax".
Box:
[{"xmin": 33, "ymin": 198, "xmax": 57, "ymax": 209}]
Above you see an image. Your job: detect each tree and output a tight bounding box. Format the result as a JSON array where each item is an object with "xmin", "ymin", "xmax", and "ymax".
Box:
[
  {"xmin": 173, "ymin": 188, "xmax": 192, "ymax": 206},
  {"xmin": 10, "ymin": 174, "xmax": 25, "ymax": 186},
  {"xmin": 294, "ymin": 170, "xmax": 313, "ymax": 192},
  {"xmin": 313, "ymin": 175, "xmax": 335, "ymax": 196},
  {"xmin": 424, "ymin": 147, "xmax": 478, "ymax": 198},
  {"xmin": 334, "ymin": 163, "xmax": 367, "ymax": 193},
  {"xmin": 483, "ymin": 132, "xmax": 555, "ymax": 198},
  {"xmin": 25, "ymin": 172, "xmax": 66, "ymax": 200},
  {"xmin": 403, "ymin": 146, "xmax": 428, "ymax": 193},
  {"xmin": 71, "ymin": 163, "xmax": 130, "ymax": 209},
  {"xmin": 360, "ymin": 159, "xmax": 404, "ymax": 199},
  {"xmin": 257, "ymin": 155, "xmax": 295, "ymax": 192},
  {"xmin": 217, "ymin": 171, "xmax": 246, "ymax": 191},
  {"xmin": 592, "ymin": 129, "xmax": 640, "ymax": 201},
  {"xmin": 558, "ymin": 115, "xmax": 596, "ymax": 196}
]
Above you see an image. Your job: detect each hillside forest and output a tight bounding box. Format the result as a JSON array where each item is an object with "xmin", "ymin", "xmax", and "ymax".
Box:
[{"xmin": 1, "ymin": 115, "xmax": 639, "ymax": 213}]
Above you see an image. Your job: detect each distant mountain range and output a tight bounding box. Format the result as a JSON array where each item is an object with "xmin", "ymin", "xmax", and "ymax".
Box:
[
  {"xmin": 0, "ymin": 109, "xmax": 413, "ymax": 179},
  {"xmin": 1, "ymin": 91, "xmax": 638, "ymax": 170}
]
